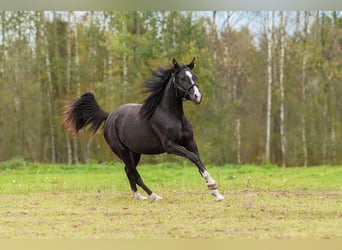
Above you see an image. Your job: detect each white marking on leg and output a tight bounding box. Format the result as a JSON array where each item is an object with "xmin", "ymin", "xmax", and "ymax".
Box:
[
  {"xmin": 202, "ymin": 170, "xmax": 225, "ymax": 201},
  {"xmin": 202, "ymin": 170, "xmax": 216, "ymax": 185},
  {"xmin": 133, "ymin": 191, "xmax": 147, "ymax": 200},
  {"xmin": 150, "ymin": 192, "xmax": 163, "ymax": 201},
  {"xmin": 210, "ymin": 189, "xmax": 225, "ymax": 202}
]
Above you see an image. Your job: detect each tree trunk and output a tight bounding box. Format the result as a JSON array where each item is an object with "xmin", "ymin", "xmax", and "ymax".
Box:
[
  {"xmin": 295, "ymin": 11, "xmax": 301, "ymax": 41},
  {"xmin": 279, "ymin": 11, "xmax": 287, "ymax": 168},
  {"xmin": 301, "ymin": 11, "xmax": 309, "ymax": 167},
  {"xmin": 0, "ymin": 12, "xmax": 5, "ymax": 77},
  {"xmin": 119, "ymin": 14, "xmax": 128, "ymax": 101},
  {"xmin": 73, "ymin": 15, "xmax": 80, "ymax": 163},
  {"xmin": 66, "ymin": 11, "xmax": 73, "ymax": 165},
  {"xmin": 44, "ymin": 19, "xmax": 56, "ymax": 163},
  {"xmin": 235, "ymin": 118, "xmax": 241, "ymax": 164},
  {"xmin": 265, "ymin": 11, "xmax": 273, "ymax": 163},
  {"xmin": 171, "ymin": 12, "xmax": 176, "ymax": 50},
  {"xmin": 321, "ymin": 12, "xmax": 337, "ymax": 165},
  {"xmin": 34, "ymin": 11, "xmax": 45, "ymax": 162},
  {"xmin": 212, "ymin": 11, "xmax": 217, "ymax": 62},
  {"xmin": 329, "ymin": 12, "xmax": 339, "ymax": 164},
  {"xmin": 223, "ymin": 12, "xmax": 241, "ymax": 164},
  {"xmin": 86, "ymin": 136, "xmax": 94, "ymax": 164}
]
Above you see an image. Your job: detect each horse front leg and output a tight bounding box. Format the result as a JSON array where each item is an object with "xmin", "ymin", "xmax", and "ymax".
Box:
[
  {"xmin": 201, "ymin": 170, "xmax": 225, "ymax": 201},
  {"xmin": 165, "ymin": 141, "xmax": 224, "ymax": 202},
  {"xmin": 184, "ymin": 139, "xmax": 224, "ymax": 202}
]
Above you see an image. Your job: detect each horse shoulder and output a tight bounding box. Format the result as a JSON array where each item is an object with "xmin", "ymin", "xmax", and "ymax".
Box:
[{"xmin": 182, "ymin": 116, "xmax": 194, "ymax": 136}]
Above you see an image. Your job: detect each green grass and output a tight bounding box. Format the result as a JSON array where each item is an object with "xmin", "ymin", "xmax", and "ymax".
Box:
[{"xmin": 0, "ymin": 159, "xmax": 341, "ymax": 239}]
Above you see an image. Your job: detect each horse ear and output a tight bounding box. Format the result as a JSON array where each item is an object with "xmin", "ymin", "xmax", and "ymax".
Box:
[
  {"xmin": 187, "ymin": 57, "xmax": 196, "ymax": 70},
  {"xmin": 173, "ymin": 58, "xmax": 180, "ymax": 70}
]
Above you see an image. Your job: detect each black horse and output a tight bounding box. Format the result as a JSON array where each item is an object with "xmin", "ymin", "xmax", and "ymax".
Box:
[{"xmin": 63, "ymin": 58, "xmax": 224, "ymax": 201}]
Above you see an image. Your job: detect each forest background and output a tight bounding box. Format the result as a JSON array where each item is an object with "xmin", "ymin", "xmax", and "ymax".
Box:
[{"xmin": 0, "ymin": 11, "xmax": 341, "ymax": 167}]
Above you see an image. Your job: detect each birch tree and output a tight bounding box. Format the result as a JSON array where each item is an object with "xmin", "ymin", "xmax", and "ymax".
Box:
[
  {"xmin": 0, "ymin": 11, "xmax": 341, "ymax": 165},
  {"xmin": 279, "ymin": 11, "xmax": 287, "ymax": 167},
  {"xmin": 73, "ymin": 13, "xmax": 80, "ymax": 163},
  {"xmin": 328, "ymin": 11, "xmax": 340, "ymax": 164},
  {"xmin": 65, "ymin": 12, "xmax": 73, "ymax": 164},
  {"xmin": 301, "ymin": 11, "xmax": 308, "ymax": 167},
  {"xmin": 265, "ymin": 11, "xmax": 274, "ymax": 163},
  {"xmin": 43, "ymin": 14, "xmax": 56, "ymax": 163}
]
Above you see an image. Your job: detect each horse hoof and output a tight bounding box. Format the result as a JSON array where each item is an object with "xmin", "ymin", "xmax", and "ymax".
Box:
[
  {"xmin": 215, "ymin": 194, "xmax": 224, "ymax": 202},
  {"xmin": 133, "ymin": 191, "xmax": 148, "ymax": 200},
  {"xmin": 210, "ymin": 189, "xmax": 224, "ymax": 202},
  {"xmin": 150, "ymin": 192, "xmax": 163, "ymax": 201}
]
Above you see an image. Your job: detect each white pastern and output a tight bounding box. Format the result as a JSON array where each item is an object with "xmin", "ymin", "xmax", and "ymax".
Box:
[
  {"xmin": 211, "ymin": 189, "xmax": 225, "ymax": 202},
  {"xmin": 202, "ymin": 170, "xmax": 215, "ymax": 185},
  {"xmin": 203, "ymin": 170, "xmax": 224, "ymax": 201},
  {"xmin": 133, "ymin": 191, "xmax": 147, "ymax": 200},
  {"xmin": 150, "ymin": 192, "xmax": 163, "ymax": 201}
]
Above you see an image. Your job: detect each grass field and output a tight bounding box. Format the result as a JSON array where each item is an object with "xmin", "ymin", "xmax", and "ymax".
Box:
[{"xmin": 0, "ymin": 158, "xmax": 341, "ymax": 239}]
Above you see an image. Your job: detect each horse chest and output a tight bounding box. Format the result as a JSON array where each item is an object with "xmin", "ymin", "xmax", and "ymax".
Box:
[
  {"xmin": 172, "ymin": 123, "xmax": 190, "ymax": 145},
  {"xmin": 178, "ymin": 130, "xmax": 188, "ymax": 145}
]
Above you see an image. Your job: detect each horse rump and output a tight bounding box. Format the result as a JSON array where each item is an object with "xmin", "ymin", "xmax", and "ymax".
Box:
[{"xmin": 62, "ymin": 92, "xmax": 109, "ymax": 138}]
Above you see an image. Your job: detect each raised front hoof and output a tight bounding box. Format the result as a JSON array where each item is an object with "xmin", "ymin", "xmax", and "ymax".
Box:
[
  {"xmin": 210, "ymin": 189, "xmax": 224, "ymax": 202},
  {"xmin": 133, "ymin": 191, "xmax": 148, "ymax": 200},
  {"xmin": 215, "ymin": 194, "xmax": 225, "ymax": 202},
  {"xmin": 150, "ymin": 192, "xmax": 163, "ymax": 202}
]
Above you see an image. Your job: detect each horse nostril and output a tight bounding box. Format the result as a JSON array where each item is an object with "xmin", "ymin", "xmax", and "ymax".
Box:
[
  {"xmin": 192, "ymin": 85, "xmax": 202, "ymax": 104},
  {"xmin": 193, "ymin": 93, "xmax": 202, "ymax": 104}
]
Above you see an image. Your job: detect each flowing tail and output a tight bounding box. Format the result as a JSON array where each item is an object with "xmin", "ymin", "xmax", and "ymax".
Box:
[{"xmin": 62, "ymin": 92, "xmax": 109, "ymax": 138}]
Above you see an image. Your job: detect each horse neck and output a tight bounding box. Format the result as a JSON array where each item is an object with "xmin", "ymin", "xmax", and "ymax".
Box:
[{"xmin": 160, "ymin": 78, "xmax": 184, "ymax": 119}]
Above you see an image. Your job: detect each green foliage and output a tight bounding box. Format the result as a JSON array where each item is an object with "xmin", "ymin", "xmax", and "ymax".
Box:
[
  {"xmin": 0, "ymin": 157, "xmax": 28, "ymax": 170},
  {"xmin": 0, "ymin": 11, "xmax": 342, "ymax": 166}
]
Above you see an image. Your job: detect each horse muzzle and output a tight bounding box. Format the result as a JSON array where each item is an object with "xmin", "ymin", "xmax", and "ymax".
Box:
[{"xmin": 191, "ymin": 85, "xmax": 202, "ymax": 105}]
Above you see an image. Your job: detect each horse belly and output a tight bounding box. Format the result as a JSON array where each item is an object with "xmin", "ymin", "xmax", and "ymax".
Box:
[
  {"xmin": 126, "ymin": 130, "xmax": 165, "ymax": 155},
  {"xmin": 106, "ymin": 104, "xmax": 164, "ymax": 155}
]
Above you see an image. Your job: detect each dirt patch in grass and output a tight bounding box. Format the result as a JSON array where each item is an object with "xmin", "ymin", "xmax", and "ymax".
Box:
[
  {"xmin": 0, "ymin": 190, "xmax": 340, "ymax": 239},
  {"xmin": 1, "ymin": 164, "xmax": 341, "ymax": 239}
]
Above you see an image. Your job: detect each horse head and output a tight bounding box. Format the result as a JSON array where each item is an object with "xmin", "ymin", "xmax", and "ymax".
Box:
[{"xmin": 172, "ymin": 57, "xmax": 202, "ymax": 105}]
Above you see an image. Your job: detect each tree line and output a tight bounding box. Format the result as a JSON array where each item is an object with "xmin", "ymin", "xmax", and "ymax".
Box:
[{"xmin": 0, "ymin": 11, "xmax": 341, "ymax": 166}]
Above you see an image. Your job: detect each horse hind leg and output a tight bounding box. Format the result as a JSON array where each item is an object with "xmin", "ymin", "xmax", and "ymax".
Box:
[
  {"xmin": 124, "ymin": 166, "xmax": 146, "ymax": 200},
  {"xmin": 131, "ymin": 167, "xmax": 163, "ymax": 201},
  {"xmin": 125, "ymin": 152, "xmax": 163, "ymax": 201},
  {"xmin": 104, "ymin": 128, "xmax": 161, "ymax": 201},
  {"xmin": 104, "ymin": 130, "xmax": 147, "ymax": 200}
]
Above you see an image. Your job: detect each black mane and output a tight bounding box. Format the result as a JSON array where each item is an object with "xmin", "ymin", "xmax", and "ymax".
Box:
[{"xmin": 140, "ymin": 66, "xmax": 175, "ymax": 120}]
